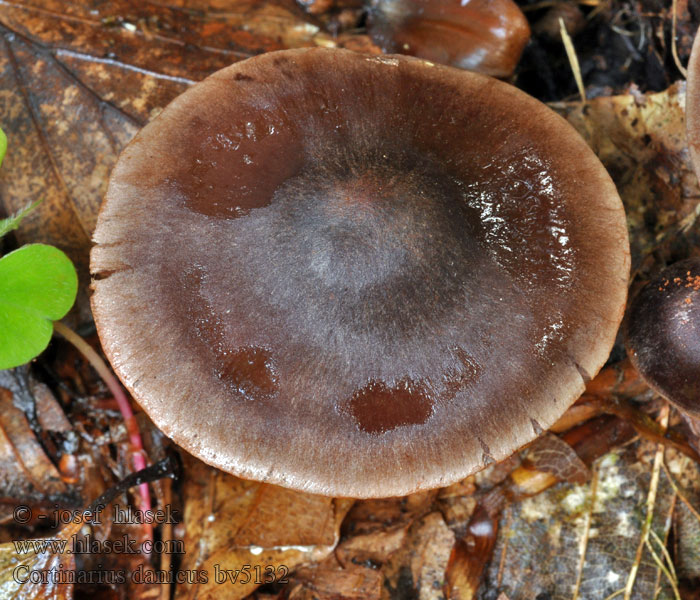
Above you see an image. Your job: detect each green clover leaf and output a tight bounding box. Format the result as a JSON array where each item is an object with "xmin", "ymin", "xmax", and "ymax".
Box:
[{"xmin": 0, "ymin": 244, "xmax": 78, "ymax": 369}]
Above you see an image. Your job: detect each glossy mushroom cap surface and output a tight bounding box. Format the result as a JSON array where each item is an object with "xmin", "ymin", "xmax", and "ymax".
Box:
[
  {"xmin": 624, "ymin": 258, "xmax": 700, "ymax": 416},
  {"xmin": 91, "ymin": 48, "xmax": 629, "ymax": 498},
  {"xmin": 367, "ymin": 0, "xmax": 531, "ymax": 77}
]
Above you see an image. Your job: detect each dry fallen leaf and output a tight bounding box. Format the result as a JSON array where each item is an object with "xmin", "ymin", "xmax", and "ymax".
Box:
[
  {"xmin": 335, "ymin": 526, "xmax": 409, "ymax": 569},
  {"xmin": 288, "ymin": 556, "xmax": 384, "ymax": 600},
  {"xmin": 0, "ymin": 520, "xmax": 80, "ymax": 600},
  {"xmin": 483, "ymin": 444, "xmax": 680, "ymax": 599},
  {"xmin": 0, "ymin": 383, "xmax": 68, "ymax": 524},
  {"xmin": 176, "ymin": 454, "xmax": 353, "ymax": 600},
  {"xmin": 382, "ymin": 512, "xmax": 455, "ymax": 600},
  {"xmin": 0, "ymin": 0, "xmax": 324, "ymax": 321},
  {"xmin": 521, "ymin": 432, "xmax": 590, "ymax": 486},
  {"xmin": 552, "ymin": 82, "xmax": 700, "ymax": 275}
]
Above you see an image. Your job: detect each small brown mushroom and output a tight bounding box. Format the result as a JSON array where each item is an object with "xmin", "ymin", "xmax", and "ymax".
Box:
[
  {"xmin": 366, "ymin": 0, "xmax": 531, "ymax": 77},
  {"xmin": 624, "ymin": 258, "xmax": 700, "ymax": 417},
  {"xmin": 91, "ymin": 48, "xmax": 629, "ymax": 498}
]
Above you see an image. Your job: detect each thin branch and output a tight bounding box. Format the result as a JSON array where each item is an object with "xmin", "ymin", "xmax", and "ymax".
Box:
[
  {"xmin": 559, "ymin": 17, "xmax": 587, "ymax": 102},
  {"xmin": 671, "ymin": 0, "xmax": 688, "ymax": 78},
  {"xmin": 649, "ymin": 528, "xmax": 678, "ymax": 584},
  {"xmin": 662, "ymin": 458, "xmax": 700, "ymax": 523},
  {"xmin": 645, "ymin": 532, "xmax": 680, "ymax": 600},
  {"xmin": 572, "ymin": 463, "xmax": 599, "ymax": 600},
  {"xmin": 624, "ymin": 404, "xmax": 669, "ymax": 599}
]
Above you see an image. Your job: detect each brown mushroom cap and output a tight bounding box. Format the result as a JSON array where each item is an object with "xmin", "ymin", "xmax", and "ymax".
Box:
[
  {"xmin": 366, "ymin": 0, "xmax": 531, "ymax": 77},
  {"xmin": 624, "ymin": 258, "xmax": 700, "ymax": 416},
  {"xmin": 91, "ymin": 48, "xmax": 629, "ymax": 498}
]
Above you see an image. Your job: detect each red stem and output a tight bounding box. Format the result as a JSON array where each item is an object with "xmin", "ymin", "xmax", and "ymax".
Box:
[{"xmin": 53, "ymin": 322, "xmax": 152, "ymax": 525}]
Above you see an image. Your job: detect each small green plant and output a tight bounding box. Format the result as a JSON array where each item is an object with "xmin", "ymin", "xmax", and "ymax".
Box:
[
  {"xmin": 0, "ymin": 126, "xmax": 78, "ymax": 370},
  {"xmin": 0, "ymin": 126, "xmax": 151, "ymax": 511}
]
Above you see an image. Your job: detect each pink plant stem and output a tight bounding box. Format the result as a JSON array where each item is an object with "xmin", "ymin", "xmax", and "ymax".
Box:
[{"xmin": 53, "ymin": 322, "xmax": 152, "ymax": 521}]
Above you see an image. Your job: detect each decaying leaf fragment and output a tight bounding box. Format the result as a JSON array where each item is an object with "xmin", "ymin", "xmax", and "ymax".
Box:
[
  {"xmin": 552, "ymin": 82, "xmax": 700, "ymax": 271},
  {"xmin": 0, "ymin": 0, "xmax": 325, "ymax": 321},
  {"xmin": 482, "ymin": 442, "xmax": 685, "ymax": 599},
  {"xmin": 0, "ymin": 520, "xmax": 80, "ymax": 600},
  {"xmin": 383, "ymin": 512, "xmax": 456, "ymax": 600},
  {"xmin": 0, "ymin": 386, "xmax": 68, "ymax": 522},
  {"xmin": 287, "ymin": 557, "xmax": 384, "ymax": 600},
  {"xmin": 520, "ymin": 432, "xmax": 590, "ymax": 485},
  {"xmin": 176, "ymin": 455, "xmax": 353, "ymax": 600}
]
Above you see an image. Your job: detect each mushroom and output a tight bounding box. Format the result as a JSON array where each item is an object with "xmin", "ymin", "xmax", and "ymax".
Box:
[
  {"xmin": 366, "ymin": 0, "xmax": 531, "ymax": 77},
  {"xmin": 91, "ymin": 48, "xmax": 629, "ymax": 498},
  {"xmin": 686, "ymin": 31, "xmax": 700, "ymax": 181},
  {"xmin": 624, "ymin": 258, "xmax": 700, "ymax": 417}
]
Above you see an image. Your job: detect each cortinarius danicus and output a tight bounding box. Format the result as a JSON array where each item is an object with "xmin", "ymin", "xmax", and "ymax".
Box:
[{"xmin": 91, "ymin": 48, "xmax": 630, "ymax": 498}]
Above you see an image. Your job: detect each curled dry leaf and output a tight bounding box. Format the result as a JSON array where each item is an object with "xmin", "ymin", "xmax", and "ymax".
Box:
[
  {"xmin": 0, "ymin": 386, "xmax": 68, "ymax": 523},
  {"xmin": 550, "ymin": 359, "xmax": 649, "ymax": 433},
  {"xmin": 505, "ymin": 415, "xmax": 635, "ymax": 502},
  {"xmin": 444, "ymin": 502, "xmax": 499, "ymax": 600},
  {"xmin": 582, "ymin": 358, "xmax": 649, "ymax": 400},
  {"xmin": 520, "ymin": 432, "xmax": 590, "ymax": 485},
  {"xmin": 176, "ymin": 454, "xmax": 353, "ymax": 600}
]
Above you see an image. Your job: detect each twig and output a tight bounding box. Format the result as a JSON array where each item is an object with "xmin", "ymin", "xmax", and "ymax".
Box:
[
  {"xmin": 53, "ymin": 322, "xmax": 152, "ymax": 522},
  {"xmin": 623, "ymin": 404, "xmax": 669, "ymax": 599},
  {"xmin": 87, "ymin": 455, "xmax": 178, "ymax": 515},
  {"xmin": 649, "ymin": 528, "xmax": 678, "ymax": 584},
  {"xmin": 559, "ymin": 18, "xmax": 586, "ymax": 102},
  {"xmin": 645, "ymin": 531, "xmax": 680, "ymax": 600},
  {"xmin": 662, "ymin": 458, "xmax": 700, "ymax": 523},
  {"xmin": 160, "ymin": 477, "xmax": 173, "ymax": 600},
  {"xmin": 522, "ymin": 0, "xmax": 601, "ymax": 11},
  {"xmin": 496, "ymin": 506, "xmax": 511, "ymax": 587},
  {"xmin": 671, "ymin": 0, "xmax": 688, "ymax": 78},
  {"xmin": 572, "ymin": 462, "xmax": 599, "ymax": 600}
]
